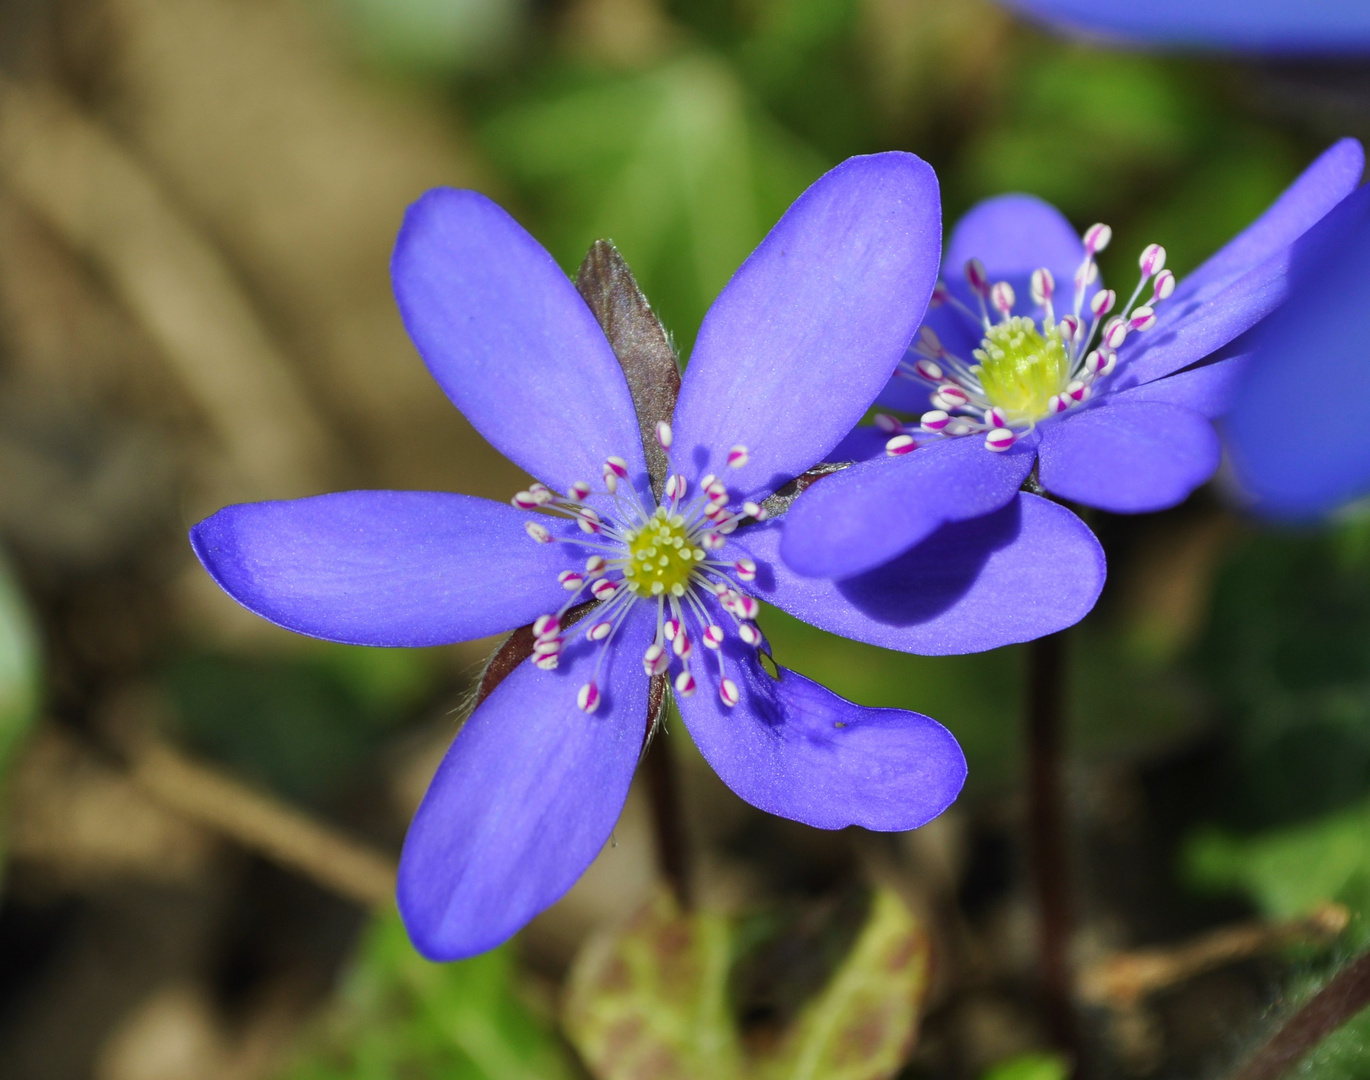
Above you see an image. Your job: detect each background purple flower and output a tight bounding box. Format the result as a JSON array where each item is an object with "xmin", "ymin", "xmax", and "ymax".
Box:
[
  {"xmin": 781, "ymin": 139, "xmax": 1366, "ymax": 581},
  {"xmin": 190, "ymin": 153, "xmax": 1106, "ymax": 961},
  {"xmin": 998, "ymin": 0, "xmax": 1370, "ymax": 54},
  {"xmin": 1225, "ymin": 172, "xmax": 1370, "ymax": 518}
]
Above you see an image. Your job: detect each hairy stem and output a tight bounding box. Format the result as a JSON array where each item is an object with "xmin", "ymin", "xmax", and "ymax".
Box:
[
  {"xmin": 1230, "ymin": 949, "xmax": 1370, "ymax": 1080},
  {"xmin": 1028, "ymin": 632, "xmax": 1079, "ymax": 1057},
  {"xmin": 644, "ymin": 727, "xmax": 693, "ymax": 909}
]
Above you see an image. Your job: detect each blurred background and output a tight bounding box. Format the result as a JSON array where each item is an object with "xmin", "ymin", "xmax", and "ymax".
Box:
[{"xmin": 0, "ymin": 1, "xmax": 1368, "ymax": 1078}]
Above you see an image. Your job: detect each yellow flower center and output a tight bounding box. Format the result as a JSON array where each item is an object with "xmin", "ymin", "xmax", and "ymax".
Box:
[
  {"xmin": 973, "ymin": 316, "xmax": 1069, "ymax": 422},
  {"xmin": 621, "ymin": 507, "xmax": 705, "ymax": 598}
]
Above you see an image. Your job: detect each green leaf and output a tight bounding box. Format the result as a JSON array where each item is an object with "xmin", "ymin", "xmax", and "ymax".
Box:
[
  {"xmin": 1184, "ymin": 802, "xmax": 1370, "ymax": 943},
  {"xmin": 980, "ymin": 1053, "xmax": 1070, "ymax": 1080},
  {"xmin": 758, "ymin": 888, "xmax": 931, "ymax": 1080},
  {"xmin": 482, "ymin": 53, "xmax": 825, "ymax": 352},
  {"xmin": 564, "ymin": 892, "xmax": 744, "ymax": 1079},
  {"xmin": 279, "ymin": 911, "xmax": 575, "ymax": 1080},
  {"xmin": 563, "ymin": 888, "xmax": 930, "ymax": 1080}
]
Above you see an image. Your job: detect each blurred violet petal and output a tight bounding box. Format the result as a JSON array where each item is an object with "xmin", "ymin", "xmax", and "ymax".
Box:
[
  {"xmin": 780, "ymin": 434, "xmax": 1035, "ymax": 580},
  {"xmin": 1227, "ymin": 186, "xmax": 1370, "ymax": 517},
  {"xmin": 676, "ymin": 652, "xmax": 966, "ymax": 831},
  {"xmin": 1112, "ymin": 351, "xmax": 1249, "ymax": 420},
  {"xmin": 191, "ymin": 491, "xmax": 576, "ymax": 646},
  {"xmin": 998, "ymin": 0, "xmax": 1370, "ymax": 55},
  {"xmin": 392, "ymin": 188, "xmax": 648, "ymax": 497},
  {"xmin": 672, "ymin": 153, "xmax": 941, "ymax": 502},
  {"xmin": 1038, "ymin": 400, "xmax": 1221, "ymax": 513},
  {"xmin": 397, "ymin": 603, "xmax": 654, "ymax": 960},
  {"xmin": 745, "ymin": 494, "xmax": 1104, "ymax": 655}
]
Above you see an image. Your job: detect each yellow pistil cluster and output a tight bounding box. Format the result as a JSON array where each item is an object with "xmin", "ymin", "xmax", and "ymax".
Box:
[
  {"xmin": 621, "ymin": 506, "xmax": 706, "ymax": 597},
  {"xmin": 973, "ymin": 316, "xmax": 1069, "ymax": 421}
]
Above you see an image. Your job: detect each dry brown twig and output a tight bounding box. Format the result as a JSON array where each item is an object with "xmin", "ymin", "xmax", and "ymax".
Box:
[
  {"xmin": 1079, "ymin": 903, "xmax": 1351, "ymax": 1012},
  {"xmin": 125, "ymin": 736, "xmax": 397, "ymax": 910}
]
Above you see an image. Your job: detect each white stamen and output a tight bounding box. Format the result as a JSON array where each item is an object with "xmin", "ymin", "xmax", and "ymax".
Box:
[
  {"xmin": 727, "ymin": 445, "xmax": 749, "ymax": 468},
  {"xmin": 577, "ymin": 682, "xmax": 600, "ymax": 713}
]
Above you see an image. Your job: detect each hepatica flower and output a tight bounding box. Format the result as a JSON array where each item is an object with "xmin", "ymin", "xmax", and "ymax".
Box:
[
  {"xmin": 998, "ymin": 0, "xmax": 1370, "ymax": 54},
  {"xmin": 782, "ymin": 139, "xmax": 1366, "ymax": 581},
  {"xmin": 190, "ymin": 153, "xmax": 1106, "ymax": 960}
]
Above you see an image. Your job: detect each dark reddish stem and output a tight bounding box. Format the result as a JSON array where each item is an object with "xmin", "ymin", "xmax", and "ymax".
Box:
[
  {"xmin": 644, "ymin": 729, "xmax": 693, "ymax": 909},
  {"xmin": 1028, "ymin": 632, "xmax": 1080, "ymax": 1058},
  {"xmin": 1230, "ymin": 950, "xmax": 1370, "ymax": 1080}
]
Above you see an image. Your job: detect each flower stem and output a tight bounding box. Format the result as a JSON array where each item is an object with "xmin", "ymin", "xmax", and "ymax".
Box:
[
  {"xmin": 1028, "ymin": 632, "xmax": 1080, "ymax": 1058},
  {"xmin": 1229, "ymin": 949, "xmax": 1370, "ymax": 1080},
  {"xmin": 644, "ymin": 728, "xmax": 693, "ymax": 909}
]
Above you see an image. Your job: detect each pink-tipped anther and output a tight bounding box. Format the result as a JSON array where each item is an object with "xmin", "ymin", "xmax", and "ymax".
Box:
[
  {"xmin": 674, "ymin": 670, "xmax": 696, "ymax": 697},
  {"xmin": 585, "ymin": 555, "xmax": 607, "ymax": 577},
  {"xmin": 533, "ymin": 637, "xmax": 561, "ymax": 658},
  {"xmin": 985, "ymin": 428, "xmax": 1016, "ymax": 452},
  {"xmin": 1153, "ymin": 269, "xmax": 1176, "ymax": 302},
  {"xmin": 665, "ymin": 474, "xmax": 686, "ymax": 501},
  {"xmin": 576, "ymin": 508, "xmax": 602, "ymax": 534},
  {"xmin": 921, "ymin": 410, "xmax": 951, "ymax": 432},
  {"xmin": 512, "ymin": 490, "xmax": 540, "ymax": 510},
  {"xmin": 568, "ymin": 481, "xmax": 591, "ymax": 502},
  {"xmin": 727, "ymin": 445, "xmax": 749, "ymax": 469},
  {"xmin": 703, "ymin": 625, "xmax": 724, "ymax": 650},
  {"xmin": 1048, "ymin": 394, "xmax": 1068, "ymax": 414},
  {"xmin": 930, "ymin": 281, "xmax": 951, "ymax": 307},
  {"xmin": 590, "ymin": 579, "xmax": 618, "ymax": 601},
  {"xmin": 914, "ymin": 357, "xmax": 943, "ymax": 381},
  {"xmin": 991, "ymin": 281, "xmax": 1016, "ymax": 317},
  {"xmin": 558, "ymin": 570, "xmax": 584, "ymax": 590},
  {"xmin": 643, "ymin": 643, "xmax": 669, "ymax": 677},
  {"xmin": 702, "ymin": 531, "xmax": 724, "ymax": 551},
  {"xmin": 934, "ymin": 385, "xmax": 970, "ymax": 409},
  {"xmin": 672, "ymin": 629, "xmax": 692, "ymax": 660},
  {"xmin": 656, "ymin": 421, "xmax": 673, "ymax": 450},
  {"xmin": 1066, "ymin": 380, "xmax": 1090, "ymax": 404},
  {"xmin": 1031, "ymin": 267, "xmax": 1055, "ymax": 305},
  {"xmin": 874, "ymin": 413, "xmax": 902, "ymax": 433},
  {"xmin": 1129, "ymin": 306, "xmax": 1157, "ymax": 332},
  {"xmin": 533, "ymin": 614, "xmax": 561, "ymax": 639},
  {"xmin": 743, "ymin": 501, "xmax": 766, "ymax": 520},
  {"xmin": 734, "ymin": 594, "xmax": 760, "ymax": 621},
  {"xmin": 534, "ymin": 654, "xmax": 559, "ymax": 671},
  {"xmin": 577, "ymin": 681, "xmax": 600, "ymax": 713},
  {"xmin": 1139, "ymin": 244, "xmax": 1167, "ymax": 277},
  {"xmin": 720, "ymin": 679, "xmax": 740, "ymax": 708},
  {"xmin": 734, "ymin": 557, "xmax": 757, "ymax": 582},
  {"xmin": 966, "ymin": 258, "xmax": 991, "ymax": 297},
  {"xmin": 663, "ymin": 618, "xmax": 680, "ymax": 641},
  {"xmin": 525, "ymin": 522, "xmax": 554, "ymax": 543},
  {"xmin": 604, "ymin": 456, "xmax": 629, "ymax": 479},
  {"xmin": 587, "ymin": 621, "xmax": 613, "ymax": 642},
  {"xmin": 1083, "ymin": 223, "xmax": 1112, "ymax": 254},
  {"xmin": 918, "ymin": 325, "xmax": 944, "ymax": 353},
  {"xmin": 1060, "ymin": 315, "xmax": 1081, "ymax": 342},
  {"xmin": 738, "ymin": 623, "xmax": 762, "ymax": 647},
  {"xmin": 1103, "ymin": 319, "xmax": 1129, "ymax": 350},
  {"xmin": 987, "ymin": 407, "xmax": 1009, "ymax": 429},
  {"xmin": 528, "ymin": 484, "xmax": 553, "ymax": 504},
  {"xmin": 886, "ymin": 434, "xmax": 917, "ymax": 456},
  {"xmin": 1090, "ymin": 289, "xmax": 1117, "ymax": 318}
]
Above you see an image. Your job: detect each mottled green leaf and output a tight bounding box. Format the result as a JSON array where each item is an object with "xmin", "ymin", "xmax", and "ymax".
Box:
[
  {"xmin": 758, "ymin": 888, "xmax": 931, "ymax": 1080},
  {"xmin": 564, "ymin": 892, "xmax": 743, "ymax": 1080},
  {"xmin": 279, "ymin": 911, "xmax": 575, "ymax": 1080},
  {"xmin": 564, "ymin": 888, "xmax": 929, "ymax": 1080}
]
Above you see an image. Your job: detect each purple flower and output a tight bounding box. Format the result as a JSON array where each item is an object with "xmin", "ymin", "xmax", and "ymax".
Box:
[
  {"xmin": 1225, "ymin": 165, "xmax": 1370, "ymax": 518},
  {"xmin": 781, "ymin": 139, "xmax": 1365, "ymax": 581},
  {"xmin": 998, "ymin": 0, "xmax": 1370, "ymax": 54},
  {"xmin": 190, "ymin": 153, "xmax": 1106, "ymax": 960}
]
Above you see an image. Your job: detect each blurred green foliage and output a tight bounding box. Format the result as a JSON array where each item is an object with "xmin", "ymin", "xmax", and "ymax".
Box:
[
  {"xmin": 161, "ymin": 644, "xmax": 441, "ymax": 805},
  {"xmin": 0, "ymin": 549, "xmax": 40, "ymax": 874},
  {"xmin": 280, "ymin": 910, "xmax": 575, "ymax": 1080}
]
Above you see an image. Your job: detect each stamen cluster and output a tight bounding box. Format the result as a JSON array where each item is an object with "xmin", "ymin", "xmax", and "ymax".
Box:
[
  {"xmin": 883, "ymin": 225, "xmax": 1176, "ymax": 454},
  {"xmin": 512, "ymin": 424, "xmax": 768, "ymax": 715}
]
